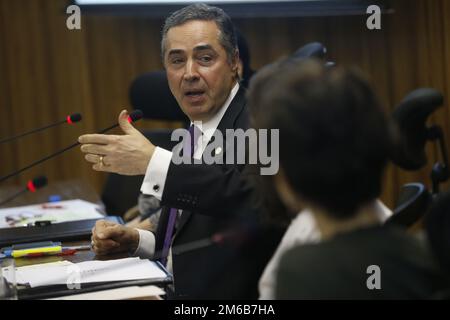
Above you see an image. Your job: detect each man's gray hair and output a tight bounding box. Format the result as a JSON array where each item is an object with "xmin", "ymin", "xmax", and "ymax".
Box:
[{"xmin": 161, "ymin": 3, "xmax": 238, "ymax": 64}]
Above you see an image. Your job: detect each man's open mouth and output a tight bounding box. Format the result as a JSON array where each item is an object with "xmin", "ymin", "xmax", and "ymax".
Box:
[{"xmin": 184, "ymin": 90, "xmax": 205, "ymax": 97}]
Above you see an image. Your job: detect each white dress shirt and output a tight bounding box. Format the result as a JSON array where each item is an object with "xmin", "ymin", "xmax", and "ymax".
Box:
[
  {"xmin": 258, "ymin": 200, "xmax": 392, "ymax": 300},
  {"xmin": 134, "ymin": 83, "xmax": 240, "ymax": 259}
]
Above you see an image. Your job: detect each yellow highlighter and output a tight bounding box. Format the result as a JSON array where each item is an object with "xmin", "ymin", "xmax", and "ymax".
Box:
[{"xmin": 11, "ymin": 246, "xmax": 62, "ymax": 258}]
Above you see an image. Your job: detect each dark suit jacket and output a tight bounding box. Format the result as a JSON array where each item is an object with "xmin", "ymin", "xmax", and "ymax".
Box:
[{"xmin": 153, "ymin": 87, "xmax": 284, "ymax": 299}]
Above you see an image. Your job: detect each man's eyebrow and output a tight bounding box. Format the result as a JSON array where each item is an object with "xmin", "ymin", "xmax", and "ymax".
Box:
[
  {"xmin": 167, "ymin": 49, "xmax": 184, "ymax": 56},
  {"xmin": 193, "ymin": 44, "xmax": 215, "ymax": 52}
]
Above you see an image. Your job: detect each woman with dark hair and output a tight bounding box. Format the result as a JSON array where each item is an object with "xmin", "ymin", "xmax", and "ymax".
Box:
[{"xmin": 248, "ymin": 59, "xmax": 448, "ymax": 299}]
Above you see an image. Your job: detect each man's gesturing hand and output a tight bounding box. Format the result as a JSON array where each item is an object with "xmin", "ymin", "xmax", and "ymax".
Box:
[
  {"xmin": 79, "ymin": 109, "xmax": 155, "ymax": 175},
  {"xmin": 91, "ymin": 220, "xmax": 140, "ymax": 256}
]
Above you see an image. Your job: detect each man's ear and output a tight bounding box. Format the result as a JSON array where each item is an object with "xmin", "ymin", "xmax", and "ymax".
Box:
[
  {"xmin": 231, "ymin": 49, "xmax": 240, "ymax": 78},
  {"xmin": 237, "ymin": 60, "xmax": 244, "ymax": 81}
]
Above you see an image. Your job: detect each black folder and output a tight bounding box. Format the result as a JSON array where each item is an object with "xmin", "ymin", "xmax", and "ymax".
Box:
[
  {"xmin": 17, "ymin": 261, "xmax": 172, "ymax": 300},
  {"xmin": 0, "ymin": 216, "xmax": 124, "ymax": 248}
]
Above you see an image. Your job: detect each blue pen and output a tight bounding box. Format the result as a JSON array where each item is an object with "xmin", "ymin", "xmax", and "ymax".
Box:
[{"xmin": 3, "ymin": 250, "xmax": 12, "ymax": 258}]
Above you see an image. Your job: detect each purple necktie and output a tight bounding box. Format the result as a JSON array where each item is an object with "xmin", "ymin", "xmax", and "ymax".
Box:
[{"xmin": 160, "ymin": 124, "xmax": 198, "ymax": 266}]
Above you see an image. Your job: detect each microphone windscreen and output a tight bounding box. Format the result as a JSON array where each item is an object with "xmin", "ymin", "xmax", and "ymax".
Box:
[
  {"xmin": 68, "ymin": 113, "xmax": 82, "ymax": 123},
  {"xmin": 27, "ymin": 175, "xmax": 48, "ymax": 192},
  {"xmin": 32, "ymin": 176, "xmax": 48, "ymax": 189},
  {"xmin": 128, "ymin": 110, "xmax": 143, "ymax": 123},
  {"xmin": 129, "ymin": 71, "xmax": 188, "ymax": 122},
  {"xmin": 390, "ymin": 88, "xmax": 444, "ymax": 170}
]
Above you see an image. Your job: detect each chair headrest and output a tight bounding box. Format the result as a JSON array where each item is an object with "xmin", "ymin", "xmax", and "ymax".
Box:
[
  {"xmin": 391, "ymin": 88, "xmax": 444, "ymax": 170},
  {"xmin": 291, "ymin": 42, "xmax": 327, "ymax": 61},
  {"xmin": 129, "ymin": 71, "xmax": 188, "ymax": 122}
]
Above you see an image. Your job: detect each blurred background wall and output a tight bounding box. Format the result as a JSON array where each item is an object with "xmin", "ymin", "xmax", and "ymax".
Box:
[{"xmin": 0, "ymin": 0, "xmax": 449, "ymax": 210}]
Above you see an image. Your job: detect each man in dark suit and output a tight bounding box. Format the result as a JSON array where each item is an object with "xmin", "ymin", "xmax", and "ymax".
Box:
[{"xmin": 79, "ymin": 3, "xmax": 283, "ymax": 299}]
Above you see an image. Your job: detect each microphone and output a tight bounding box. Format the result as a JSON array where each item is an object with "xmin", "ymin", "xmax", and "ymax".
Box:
[
  {"xmin": 390, "ymin": 88, "xmax": 444, "ymax": 170},
  {"xmin": 170, "ymin": 221, "xmax": 258, "ymax": 256},
  {"xmin": 97, "ymin": 109, "xmax": 143, "ymax": 134},
  {"xmin": 0, "ymin": 110, "xmax": 143, "ymax": 184},
  {"xmin": 0, "ymin": 113, "xmax": 82, "ymax": 144},
  {"xmin": 0, "ymin": 176, "xmax": 48, "ymax": 206}
]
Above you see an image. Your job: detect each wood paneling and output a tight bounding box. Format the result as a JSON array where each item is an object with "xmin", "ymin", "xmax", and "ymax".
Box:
[{"xmin": 0, "ymin": 0, "xmax": 449, "ymax": 210}]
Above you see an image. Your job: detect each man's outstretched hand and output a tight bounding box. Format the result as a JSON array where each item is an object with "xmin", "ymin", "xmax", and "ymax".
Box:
[{"xmin": 79, "ymin": 109, "xmax": 155, "ymax": 175}]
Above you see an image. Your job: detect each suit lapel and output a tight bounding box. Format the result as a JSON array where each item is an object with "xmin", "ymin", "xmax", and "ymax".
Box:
[
  {"xmin": 214, "ymin": 86, "xmax": 247, "ymax": 137},
  {"xmin": 175, "ymin": 209, "xmax": 192, "ymax": 237}
]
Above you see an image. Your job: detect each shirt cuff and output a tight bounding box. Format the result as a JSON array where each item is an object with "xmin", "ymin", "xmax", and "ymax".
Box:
[
  {"xmin": 133, "ymin": 229, "xmax": 156, "ymax": 259},
  {"xmin": 140, "ymin": 147, "xmax": 173, "ymax": 200}
]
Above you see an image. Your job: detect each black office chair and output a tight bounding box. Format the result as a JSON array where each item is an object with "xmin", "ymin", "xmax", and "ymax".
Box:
[
  {"xmin": 291, "ymin": 42, "xmax": 327, "ymax": 60},
  {"xmin": 386, "ymin": 88, "xmax": 446, "ymax": 227},
  {"xmin": 129, "ymin": 71, "xmax": 189, "ymax": 123},
  {"xmin": 286, "ymin": 42, "xmax": 335, "ymax": 68},
  {"xmin": 385, "ymin": 183, "xmax": 431, "ymax": 227},
  {"xmin": 425, "ymin": 191, "xmax": 450, "ymax": 290}
]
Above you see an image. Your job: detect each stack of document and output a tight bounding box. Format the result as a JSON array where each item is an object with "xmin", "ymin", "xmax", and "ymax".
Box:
[
  {"xmin": 48, "ymin": 285, "xmax": 165, "ymax": 300},
  {"xmin": 0, "ymin": 199, "xmax": 104, "ymax": 228},
  {"xmin": 4, "ymin": 257, "xmax": 168, "ymax": 288}
]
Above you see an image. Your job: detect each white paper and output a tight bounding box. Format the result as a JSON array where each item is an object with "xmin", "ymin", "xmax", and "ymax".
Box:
[
  {"xmin": 47, "ymin": 285, "xmax": 165, "ymax": 300},
  {"xmin": 9, "ymin": 257, "xmax": 168, "ymax": 288},
  {"xmin": 13, "ymin": 261, "xmax": 74, "ymax": 285},
  {"xmin": 0, "ymin": 199, "xmax": 103, "ymax": 228}
]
